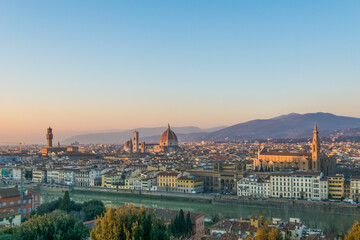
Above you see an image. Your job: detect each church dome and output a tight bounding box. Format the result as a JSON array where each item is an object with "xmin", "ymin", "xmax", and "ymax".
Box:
[{"xmin": 160, "ymin": 124, "xmax": 178, "ymax": 147}]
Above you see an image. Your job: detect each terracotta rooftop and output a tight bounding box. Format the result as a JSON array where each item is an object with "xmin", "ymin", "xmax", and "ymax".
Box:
[
  {"xmin": 0, "ymin": 187, "xmax": 20, "ymax": 198},
  {"xmin": 261, "ymin": 151, "xmax": 311, "ymax": 157}
]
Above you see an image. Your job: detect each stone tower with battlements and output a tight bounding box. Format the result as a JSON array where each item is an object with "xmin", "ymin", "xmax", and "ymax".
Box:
[
  {"xmin": 132, "ymin": 131, "xmax": 139, "ymax": 153},
  {"xmin": 312, "ymin": 123, "xmax": 321, "ymax": 171},
  {"xmin": 46, "ymin": 126, "xmax": 53, "ymax": 148}
]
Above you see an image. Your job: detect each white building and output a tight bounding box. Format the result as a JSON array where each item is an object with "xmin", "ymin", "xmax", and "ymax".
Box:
[
  {"xmin": 47, "ymin": 169, "xmax": 60, "ymax": 184},
  {"xmin": 350, "ymin": 176, "xmax": 360, "ymax": 202},
  {"xmin": 32, "ymin": 169, "xmax": 46, "ymax": 183},
  {"xmin": 75, "ymin": 169, "xmax": 91, "ymax": 187},
  {"xmin": 270, "ymin": 172, "xmax": 327, "ymax": 201},
  {"xmin": 89, "ymin": 169, "xmax": 101, "ymax": 187},
  {"xmin": 0, "ymin": 212, "xmax": 21, "ymax": 226},
  {"xmin": 270, "ymin": 173, "xmax": 292, "ymax": 198},
  {"xmin": 63, "ymin": 170, "xmax": 76, "ymax": 186},
  {"xmin": 141, "ymin": 177, "xmax": 157, "ymax": 191},
  {"xmin": 237, "ymin": 176, "xmax": 266, "ymax": 197},
  {"xmin": 12, "ymin": 168, "xmax": 22, "ymax": 181}
]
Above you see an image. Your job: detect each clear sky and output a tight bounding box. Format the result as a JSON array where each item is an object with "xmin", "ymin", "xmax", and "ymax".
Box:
[{"xmin": 0, "ymin": 1, "xmax": 359, "ymax": 143}]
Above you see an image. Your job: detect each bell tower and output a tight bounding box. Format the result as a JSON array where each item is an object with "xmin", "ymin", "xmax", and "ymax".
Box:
[
  {"xmin": 132, "ymin": 131, "xmax": 139, "ymax": 153},
  {"xmin": 312, "ymin": 123, "xmax": 321, "ymax": 171},
  {"xmin": 46, "ymin": 126, "xmax": 53, "ymax": 148}
]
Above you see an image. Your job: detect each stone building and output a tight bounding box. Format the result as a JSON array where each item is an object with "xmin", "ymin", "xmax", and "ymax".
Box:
[
  {"xmin": 41, "ymin": 126, "xmax": 79, "ymax": 156},
  {"xmin": 0, "ymin": 187, "xmax": 40, "ymax": 219},
  {"xmin": 124, "ymin": 124, "xmax": 179, "ymax": 153},
  {"xmin": 188, "ymin": 162, "xmax": 246, "ymax": 193},
  {"xmin": 254, "ymin": 124, "xmax": 336, "ymax": 176}
]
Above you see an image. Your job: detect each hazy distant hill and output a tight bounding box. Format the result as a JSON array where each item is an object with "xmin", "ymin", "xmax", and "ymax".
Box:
[
  {"xmin": 190, "ymin": 112, "xmax": 360, "ymax": 141},
  {"xmin": 63, "ymin": 126, "xmax": 226, "ymax": 144},
  {"xmin": 63, "ymin": 113, "xmax": 360, "ymax": 144}
]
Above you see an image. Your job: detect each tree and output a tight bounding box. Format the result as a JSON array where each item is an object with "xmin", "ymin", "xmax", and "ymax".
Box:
[
  {"xmin": 255, "ymin": 221, "xmax": 282, "ymax": 240},
  {"xmin": 186, "ymin": 212, "xmax": 192, "ymax": 236},
  {"xmin": 90, "ymin": 205, "xmax": 169, "ymax": 240},
  {"xmin": 268, "ymin": 228, "xmax": 282, "ymax": 240},
  {"xmin": 211, "ymin": 213, "xmax": 220, "ymax": 223},
  {"xmin": 81, "ymin": 200, "xmax": 106, "ymax": 221},
  {"xmin": 0, "ymin": 227, "xmax": 15, "ymax": 240},
  {"xmin": 344, "ymin": 221, "xmax": 360, "ymax": 240},
  {"xmin": 59, "ymin": 191, "xmax": 71, "ymax": 212},
  {"xmin": 24, "ymin": 170, "xmax": 32, "ymax": 180},
  {"xmin": 178, "ymin": 209, "xmax": 186, "ymax": 233},
  {"xmin": 13, "ymin": 211, "xmax": 89, "ymax": 240},
  {"xmin": 168, "ymin": 209, "xmax": 193, "ymax": 238},
  {"xmin": 36, "ymin": 197, "xmax": 62, "ymax": 215}
]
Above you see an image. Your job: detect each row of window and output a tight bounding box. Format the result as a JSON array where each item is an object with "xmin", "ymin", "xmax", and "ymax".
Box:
[
  {"xmin": 7, "ymin": 208, "xmax": 32, "ymax": 213},
  {"xmin": 272, "ymin": 178, "xmax": 318, "ymax": 182},
  {"xmin": 1, "ymin": 199, "xmax": 31, "ymax": 207}
]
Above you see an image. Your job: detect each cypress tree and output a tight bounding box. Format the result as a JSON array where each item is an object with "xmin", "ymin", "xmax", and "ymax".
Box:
[
  {"xmin": 59, "ymin": 191, "xmax": 71, "ymax": 212},
  {"xmin": 178, "ymin": 209, "xmax": 186, "ymax": 234},
  {"xmin": 186, "ymin": 211, "xmax": 192, "ymax": 236}
]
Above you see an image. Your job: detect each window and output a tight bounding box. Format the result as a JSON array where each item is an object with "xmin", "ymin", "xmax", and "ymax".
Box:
[
  {"xmin": 10, "ymin": 201, "xmax": 14, "ymax": 205},
  {"xmin": 2, "ymin": 203, "xmax": 6, "ymax": 207}
]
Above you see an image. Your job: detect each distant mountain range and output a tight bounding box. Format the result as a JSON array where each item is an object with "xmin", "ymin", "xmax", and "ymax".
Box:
[
  {"xmin": 62, "ymin": 126, "xmax": 226, "ymax": 144},
  {"xmin": 63, "ymin": 112, "xmax": 360, "ymax": 144},
  {"xmin": 189, "ymin": 112, "xmax": 360, "ymax": 141}
]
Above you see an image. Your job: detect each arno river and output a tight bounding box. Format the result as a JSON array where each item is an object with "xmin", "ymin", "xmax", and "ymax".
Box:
[{"xmin": 41, "ymin": 189, "xmax": 360, "ymax": 234}]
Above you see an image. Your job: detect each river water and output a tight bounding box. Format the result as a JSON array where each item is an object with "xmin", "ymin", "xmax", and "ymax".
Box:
[{"xmin": 41, "ymin": 189, "xmax": 359, "ymax": 234}]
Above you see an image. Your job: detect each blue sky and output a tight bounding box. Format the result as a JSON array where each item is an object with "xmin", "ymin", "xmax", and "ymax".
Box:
[{"xmin": 0, "ymin": 1, "xmax": 359, "ymax": 142}]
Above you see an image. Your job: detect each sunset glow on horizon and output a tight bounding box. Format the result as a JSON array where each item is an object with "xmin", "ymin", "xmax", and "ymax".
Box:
[{"xmin": 1, "ymin": 0, "xmax": 359, "ymax": 143}]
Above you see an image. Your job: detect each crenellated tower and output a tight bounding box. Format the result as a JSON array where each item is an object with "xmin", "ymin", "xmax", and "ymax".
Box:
[
  {"xmin": 312, "ymin": 123, "xmax": 321, "ymax": 171},
  {"xmin": 132, "ymin": 131, "xmax": 139, "ymax": 153},
  {"xmin": 46, "ymin": 126, "xmax": 53, "ymax": 148}
]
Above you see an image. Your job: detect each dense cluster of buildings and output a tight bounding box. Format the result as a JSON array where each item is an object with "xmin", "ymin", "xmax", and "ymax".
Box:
[
  {"xmin": 0, "ymin": 123, "xmax": 359, "ymax": 237},
  {"xmin": 207, "ymin": 215, "xmax": 336, "ymax": 240},
  {"xmin": 0, "ymin": 123, "xmax": 359, "ymax": 221}
]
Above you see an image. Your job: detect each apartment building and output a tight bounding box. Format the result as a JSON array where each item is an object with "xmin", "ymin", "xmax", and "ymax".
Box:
[
  {"xmin": 177, "ymin": 176, "xmax": 204, "ymax": 193},
  {"xmin": 270, "ymin": 172, "xmax": 327, "ymax": 201},
  {"xmin": 328, "ymin": 174, "xmax": 345, "ymax": 200},
  {"xmin": 141, "ymin": 177, "xmax": 157, "ymax": 191},
  {"xmin": 237, "ymin": 176, "xmax": 268, "ymax": 197},
  {"xmin": 291, "ymin": 172, "xmax": 327, "ymax": 200},
  {"xmin": 32, "ymin": 169, "xmax": 47, "ymax": 183},
  {"xmin": 0, "ymin": 188, "xmax": 40, "ymax": 219},
  {"xmin": 75, "ymin": 169, "xmax": 101, "ymax": 187},
  {"xmin": 47, "ymin": 169, "xmax": 60, "ymax": 184},
  {"xmin": 350, "ymin": 176, "xmax": 360, "ymax": 202},
  {"xmin": 157, "ymin": 171, "xmax": 180, "ymax": 192},
  {"xmin": 270, "ymin": 173, "xmax": 292, "ymax": 198},
  {"xmin": 12, "ymin": 169, "xmax": 22, "ymax": 181},
  {"xmin": 63, "ymin": 170, "xmax": 76, "ymax": 186},
  {"xmin": 102, "ymin": 172, "xmax": 122, "ymax": 188}
]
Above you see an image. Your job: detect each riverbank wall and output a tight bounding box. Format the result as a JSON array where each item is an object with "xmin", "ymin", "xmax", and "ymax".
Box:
[{"xmin": 39, "ymin": 185, "xmax": 360, "ymax": 215}]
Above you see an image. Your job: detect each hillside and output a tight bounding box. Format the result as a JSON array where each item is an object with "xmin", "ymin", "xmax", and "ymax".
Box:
[{"xmin": 193, "ymin": 112, "xmax": 360, "ymax": 141}]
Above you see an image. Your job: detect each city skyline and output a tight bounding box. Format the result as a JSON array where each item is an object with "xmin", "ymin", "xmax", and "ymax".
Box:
[
  {"xmin": 1, "ymin": 111, "xmax": 360, "ymax": 144},
  {"xmin": 1, "ymin": 1, "xmax": 359, "ymax": 142}
]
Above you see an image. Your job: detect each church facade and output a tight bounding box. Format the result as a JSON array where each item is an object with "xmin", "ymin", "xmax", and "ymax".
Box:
[
  {"xmin": 124, "ymin": 124, "xmax": 179, "ymax": 153},
  {"xmin": 253, "ymin": 124, "xmax": 336, "ymax": 176}
]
